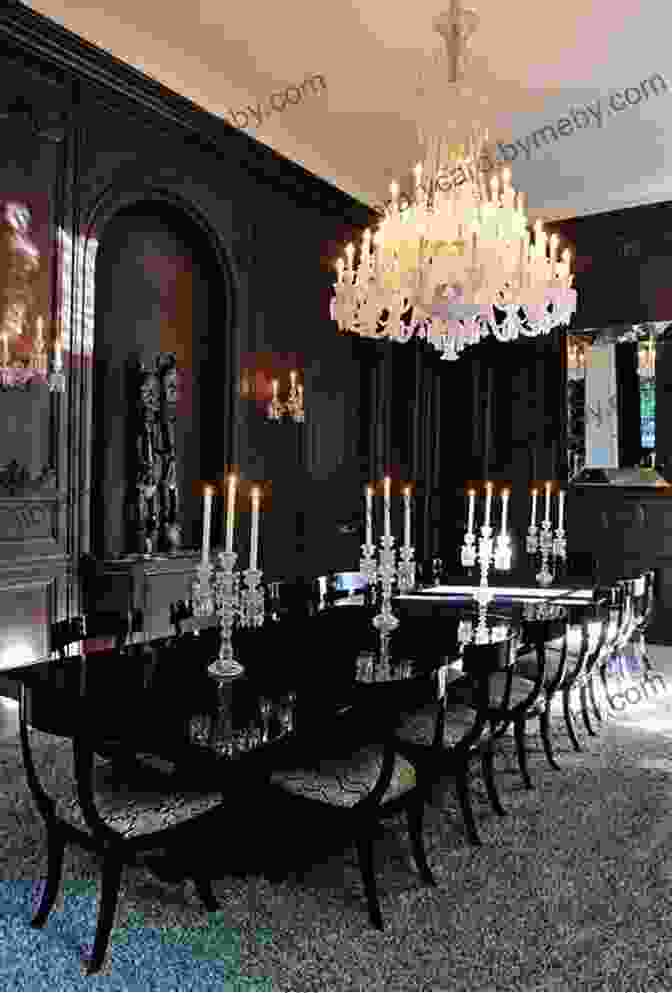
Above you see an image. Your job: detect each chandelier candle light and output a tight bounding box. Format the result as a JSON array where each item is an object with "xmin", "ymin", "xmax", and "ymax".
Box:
[{"xmin": 329, "ymin": 3, "xmax": 577, "ymax": 361}]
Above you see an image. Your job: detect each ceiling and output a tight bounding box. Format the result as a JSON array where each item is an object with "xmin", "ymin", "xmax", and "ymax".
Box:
[{"xmin": 25, "ymin": 0, "xmax": 672, "ymax": 223}]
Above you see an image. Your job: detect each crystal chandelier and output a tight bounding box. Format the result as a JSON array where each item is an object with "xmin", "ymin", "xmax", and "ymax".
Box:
[{"xmin": 330, "ymin": 3, "xmax": 577, "ymax": 361}]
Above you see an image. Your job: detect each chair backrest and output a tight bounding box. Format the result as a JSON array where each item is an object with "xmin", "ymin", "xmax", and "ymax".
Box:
[
  {"xmin": 51, "ymin": 612, "xmax": 130, "ymax": 659},
  {"xmin": 631, "ymin": 569, "xmax": 656, "ymax": 631},
  {"xmin": 169, "ymin": 599, "xmax": 219, "ymax": 636}
]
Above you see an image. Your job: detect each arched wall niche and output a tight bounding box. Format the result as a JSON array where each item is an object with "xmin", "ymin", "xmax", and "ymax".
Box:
[{"xmin": 66, "ymin": 187, "xmax": 237, "ymax": 564}]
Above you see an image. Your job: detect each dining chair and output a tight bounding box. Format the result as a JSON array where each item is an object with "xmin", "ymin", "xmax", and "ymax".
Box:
[
  {"xmin": 50, "ymin": 611, "xmax": 133, "ymax": 660},
  {"xmin": 18, "ymin": 668, "xmax": 227, "ymax": 974},
  {"xmin": 268, "ymin": 702, "xmax": 436, "ymax": 930},
  {"xmin": 515, "ymin": 610, "xmax": 609, "ymax": 768},
  {"xmin": 631, "ymin": 569, "xmax": 656, "ymax": 677},
  {"xmin": 391, "ymin": 635, "xmax": 519, "ymax": 844}
]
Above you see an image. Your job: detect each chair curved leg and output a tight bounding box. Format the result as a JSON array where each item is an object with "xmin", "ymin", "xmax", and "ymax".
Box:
[
  {"xmin": 405, "ymin": 799, "xmax": 436, "ymax": 886},
  {"xmin": 539, "ymin": 705, "xmax": 561, "ymax": 771},
  {"xmin": 563, "ymin": 688, "xmax": 582, "ymax": 751},
  {"xmin": 192, "ymin": 875, "xmax": 219, "ymax": 912},
  {"xmin": 82, "ymin": 854, "xmax": 123, "ymax": 975},
  {"xmin": 588, "ymin": 671, "xmax": 604, "ymax": 724},
  {"xmin": 454, "ymin": 764, "xmax": 481, "ymax": 845},
  {"xmin": 355, "ymin": 834, "xmax": 383, "ymax": 930},
  {"xmin": 32, "ymin": 822, "xmax": 65, "ymax": 928},
  {"xmin": 514, "ymin": 718, "xmax": 533, "ymax": 789},
  {"xmin": 481, "ymin": 743, "xmax": 506, "ymax": 816},
  {"xmin": 580, "ymin": 684, "xmax": 598, "ymax": 736}
]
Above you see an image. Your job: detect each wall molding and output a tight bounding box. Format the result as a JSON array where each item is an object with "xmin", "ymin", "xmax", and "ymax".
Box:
[{"xmin": 0, "ymin": 2, "xmax": 373, "ymax": 226}]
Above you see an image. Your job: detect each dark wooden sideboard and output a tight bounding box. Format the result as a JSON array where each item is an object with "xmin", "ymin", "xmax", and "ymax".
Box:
[{"xmin": 568, "ymin": 483, "xmax": 672, "ymax": 643}]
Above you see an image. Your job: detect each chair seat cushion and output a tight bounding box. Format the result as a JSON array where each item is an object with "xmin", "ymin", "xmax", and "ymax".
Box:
[
  {"xmin": 516, "ymin": 651, "xmax": 562, "ymax": 685},
  {"xmin": 395, "ymin": 701, "xmax": 478, "ymax": 748},
  {"xmin": 486, "ymin": 671, "xmax": 542, "ymax": 710},
  {"xmin": 28, "ymin": 730, "xmax": 224, "ymax": 839},
  {"xmin": 270, "ymin": 745, "xmax": 417, "ymax": 808}
]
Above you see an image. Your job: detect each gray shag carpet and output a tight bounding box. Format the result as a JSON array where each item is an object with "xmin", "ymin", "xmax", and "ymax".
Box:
[{"xmin": 2, "ymin": 650, "xmax": 672, "ymax": 991}]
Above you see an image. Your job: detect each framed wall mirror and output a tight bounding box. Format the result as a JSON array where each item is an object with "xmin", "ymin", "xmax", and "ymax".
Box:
[{"xmin": 567, "ymin": 321, "xmax": 672, "ymax": 485}]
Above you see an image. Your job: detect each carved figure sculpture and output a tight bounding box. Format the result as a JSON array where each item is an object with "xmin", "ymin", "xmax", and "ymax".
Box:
[{"xmin": 127, "ymin": 352, "xmax": 181, "ymax": 556}]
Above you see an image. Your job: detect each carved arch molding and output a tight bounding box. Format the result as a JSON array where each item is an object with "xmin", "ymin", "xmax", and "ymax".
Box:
[{"xmin": 67, "ymin": 183, "xmax": 238, "ymax": 562}]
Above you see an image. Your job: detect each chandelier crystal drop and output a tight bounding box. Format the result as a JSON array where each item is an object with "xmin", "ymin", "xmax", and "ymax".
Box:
[{"xmin": 330, "ymin": 3, "xmax": 577, "ymax": 360}]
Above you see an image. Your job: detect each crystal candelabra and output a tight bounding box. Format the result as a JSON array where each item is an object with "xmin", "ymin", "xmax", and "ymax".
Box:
[
  {"xmin": 360, "ymin": 533, "xmax": 407, "ymax": 665},
  {"xmin": 527, "ymin": 519, "xmax": 566, "ymax": 586},
  {"xmin": 190, "ymin": 550, "xmax": 265, "ymax": 680},
  {"xmin": 473, "ymin": 522, "xmax": 496, "ymax": 643}
]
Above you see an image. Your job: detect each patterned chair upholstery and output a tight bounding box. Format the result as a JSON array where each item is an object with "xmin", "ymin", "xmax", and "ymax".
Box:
[
  {"xmin": 18, "ymin": 670, "xmax": 226, "ymax": 976},
  {"xmin": 26, "ymin": 728, "xmax": 223, "ymax": 839},
  {"xmin": 268, "ymin": 704, "xmax": 435, "ymax": 930},
  {"xmin": 271, "ymin": 743, "xmax": 416, "ymax": 808}
]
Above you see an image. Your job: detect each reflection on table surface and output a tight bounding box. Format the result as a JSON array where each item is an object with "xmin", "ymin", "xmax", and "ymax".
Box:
[{"xmin": 406, "ymin": 585, "xmax": 574, "ymax": 599}]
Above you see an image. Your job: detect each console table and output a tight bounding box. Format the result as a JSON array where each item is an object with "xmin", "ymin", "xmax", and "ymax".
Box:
[{"xmin": 80, "ymin": 551, "xmax": 203, "ymax": 640}]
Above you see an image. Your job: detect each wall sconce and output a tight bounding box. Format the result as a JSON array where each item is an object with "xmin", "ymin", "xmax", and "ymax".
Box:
[
  {"xmin": 267, "ymin": 370, "xmax": 304, "ymax": 423},
  {"xmin": 0, "ymin": 316, "xmax": 65, "ymax": 393}
]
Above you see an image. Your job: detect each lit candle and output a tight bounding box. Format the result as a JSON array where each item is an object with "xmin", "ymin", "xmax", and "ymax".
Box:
[
  {"xmin": 558, "ymin": 489, "xmax": 565, "ymax": 532},
  {"xmin": 390, "ymin": 181, "xmax": 399, "ymax": 211},
  {"xmin": 383, "ymin": 476, "xmax": 391, "ymax": 539},
  {"xmin": 290, "ymin": 369, "xmax": 297, "ymax": 390},
  {"xmin": 500, "ymin": 489, "xmax": 510, "ymax": 534},
  {"xmin": 54, "ymin": 337, "xmax": 62, "ymax": 372},
  {"xmin": 544, "ymin": 480, "xmax": 552, "ymax": 525},
  {"xmin": 225, "ymin": 474, "xmax": 237, "ymax": 553},
  {"xmin": 365, "ymin": 485, "xmax": 373, "ymax": 546},
  {"xmin": 484, "ymin": 482, "xmax": 493, "ymax": 528},
  {"xmin": 1, "ymin": 333, "xmax": 8, "ymax": 367},
  {"xmin": 201, "ymin": 486, "xmax": 213, "ymax": 564},
  {"xmin": 531, "ymin": 488, "xmax": 538, "ymax": 529},
  {"xmin": 361, "ymin": 229, "xmax": 371, "ymax": 275},
  {"xmin": 249, "ymin": 486, "xmax": 260, "ymax": 570},
  {"xmin": 403, "ymin": 486, "xmax": 411, "ymax": 547},
  {"xmin": 272, "ymin": 378, "xmax": 279, "ymax": 400},
  {"xmin": 335, "ymin": 258, "xmax": 345, "ymax": 284},
  {"xmin": 345, "ymin": 242, "xmax": 355, "ymax": 270},
  {"xmin": 467, "ymin": 488, "xmax": 476, "ymax": 533}
]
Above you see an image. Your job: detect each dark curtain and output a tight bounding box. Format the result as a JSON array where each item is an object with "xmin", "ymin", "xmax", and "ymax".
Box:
[{"xmin": 615, "ymin": 342, "xmax": 641, "ymax": 467}]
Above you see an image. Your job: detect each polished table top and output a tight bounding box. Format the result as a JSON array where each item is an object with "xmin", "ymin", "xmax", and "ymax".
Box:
[{"xmin": 5, "ymin": 582, "xmax": 603, "ymax": 763}]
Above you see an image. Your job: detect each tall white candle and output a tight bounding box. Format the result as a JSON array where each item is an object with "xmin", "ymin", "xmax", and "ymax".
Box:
[
  {"xmin": 201, "ymin": 486, "xmax": 213, "ymax": 564},
  {"xmin": 1, "ymin": 334, "xmax": 8, "ymax": 367},
  {"xmin": 500, "ymin": 489, "xmax": 510, "ymax": 534},
  {"xmin": 403, "ymin": 487, "xmax": 411, "ymax": 547},
  {"xmin": 467, "ymin": 488, "xmax": 476, "ymax": 533},
  {"xmin": 383, "ymin": 476, "xmax": 391, "ymax": 539},
  {"xmin": 225, "ymin": 474, "xmax": 237, "ymax": 553},
  {"xmin": 249, "ymin": 486, "xmax": 260, "ymax": 570},
  {"xmin": 558, "ymin": 490, "xmax": 565, "ymax": 532},
  {"xmin": 54, "ymin": 338, "xmax": 62, "ymax": 373},
  {"xmin": 484, "ymin": 482, "xmax": 493, "ymax": 528},
  {"xmin": 544, "ymin": 481, "xmax": 552, "ymax": 525},
  {"xmin": 531, "ymin": 488, "xmax": 538, "ymax": 529},
  {"xmin": 365, "ymin": 485, "xmax": 373, "ymax": 546}
]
